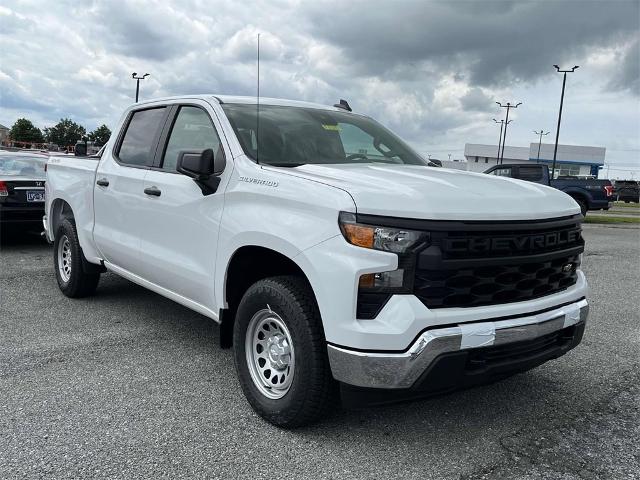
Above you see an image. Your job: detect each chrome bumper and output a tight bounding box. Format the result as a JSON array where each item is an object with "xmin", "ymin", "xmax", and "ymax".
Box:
[{"xmin": 328, "ymin": 298, "xmax": 589, "ymax": 389}]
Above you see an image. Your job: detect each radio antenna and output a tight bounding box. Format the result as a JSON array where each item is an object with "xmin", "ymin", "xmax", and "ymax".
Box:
[{"xmin": 256, "ymin": 33, "xmax": 260, "ymax": 165}]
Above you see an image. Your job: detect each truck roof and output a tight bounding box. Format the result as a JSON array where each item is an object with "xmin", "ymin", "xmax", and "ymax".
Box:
[{"xmin": 135, "ymin": 94, "xmax": 344, "ymax": 112}]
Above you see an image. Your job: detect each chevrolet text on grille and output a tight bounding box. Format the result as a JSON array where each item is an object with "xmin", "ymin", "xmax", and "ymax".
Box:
[{"xmin": 444, "ymin": 229, "xmax": 582, "ymax": 253}]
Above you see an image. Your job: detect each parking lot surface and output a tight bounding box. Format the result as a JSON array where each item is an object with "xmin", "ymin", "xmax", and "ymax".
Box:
[{"xmin": 1, "ymin": 225, "xmax": 639, "ymax": 479}]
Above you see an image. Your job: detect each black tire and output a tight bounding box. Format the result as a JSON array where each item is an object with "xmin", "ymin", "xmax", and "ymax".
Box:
[
  {"xmin": 573, "ymin": 197, "xmax": 587, "ymax": 216},
  {"xmin": 53, "ymin": 218, "xmax": 100, "ymax": 298},
  {"xmin": 233, "ymin": 275, "xmax": 336, "ymax": 428}
]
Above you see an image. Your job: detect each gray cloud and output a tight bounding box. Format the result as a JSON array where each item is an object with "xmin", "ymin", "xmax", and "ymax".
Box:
[
  {"xmin": 460, "ymin": 88, "xmax": 494, "ymax": 112},
  {"xmin": 305, "ymin": 0, "xmax": 639, "ymax": 87},
  {"xmin": 609, "ymin": 39, "xmax": 640, "ymax": 95}
]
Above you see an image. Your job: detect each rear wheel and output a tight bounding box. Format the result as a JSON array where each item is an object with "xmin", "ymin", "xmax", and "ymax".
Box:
[
  {"xmin": 233, "ymin": 276, "xmax": 336, "ymax": 427},
  {"xmin": 54, "ymin": 218, "xmax": 100, "ymax": 297}
]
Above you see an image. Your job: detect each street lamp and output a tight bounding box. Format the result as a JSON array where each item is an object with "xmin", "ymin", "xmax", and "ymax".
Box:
[
  {"xmin": 496, "ymin": 102, "xmax": 522, "ymax": 164},
  {"xmin": 493, "ymin": 119, "xmax": 512, "ymax": 165},
  {"xmin": 551, "ymin": 65, "xmax": 579, "ymax": 179},
  {"xmin": 132, "ymin": 72, "xmax": 150, "ymax": 102},
  {"xmin": 534, "ymin": 130, "xmax": 550, "ymax": 163}
]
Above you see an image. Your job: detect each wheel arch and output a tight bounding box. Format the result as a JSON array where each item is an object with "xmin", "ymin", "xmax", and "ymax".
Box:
[
  {"xmin": 50, "ymin": 198, "xmax": 75, "ymax": 240},
  {"xmin": 219, "ymin": 245, "xmax": 320, "ymax": 348},
  {"xmin": 563, "ymin": 189, "xmax": 590, "ymax": 206}
]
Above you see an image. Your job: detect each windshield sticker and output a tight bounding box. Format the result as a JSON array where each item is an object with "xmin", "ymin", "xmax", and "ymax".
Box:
[{"xmin": 321, "ymin": 124, "xmax": 341, "ymax": 131}]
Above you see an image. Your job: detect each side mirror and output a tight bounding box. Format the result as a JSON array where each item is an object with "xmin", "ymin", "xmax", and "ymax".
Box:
[
  {"xmin": 177, "ymin": 148, "xmax": 226, "ymax": 179},
  {"xmin": 177, "ymin": 148, "xmax": 226, "ymax": 195}
]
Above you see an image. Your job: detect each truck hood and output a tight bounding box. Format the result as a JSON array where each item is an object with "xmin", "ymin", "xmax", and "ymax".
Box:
[{"xmin": 280, "ymin": 164, "xmax": 580, "ymax": 221}]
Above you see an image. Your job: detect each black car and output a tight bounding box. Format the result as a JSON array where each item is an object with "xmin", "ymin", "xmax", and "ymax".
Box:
[
  {"xmin": 0, "ymin": 151, "xmax": 47, "ymax": 229},
  {"xmin": 613, "ymin": 180, "xmax": 639, "ymax": 203}
]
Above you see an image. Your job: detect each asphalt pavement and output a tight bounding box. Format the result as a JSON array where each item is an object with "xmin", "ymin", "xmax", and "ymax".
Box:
[{"xmin": 1, "ymin": 224, "xmax": 639, "ymax": 479}]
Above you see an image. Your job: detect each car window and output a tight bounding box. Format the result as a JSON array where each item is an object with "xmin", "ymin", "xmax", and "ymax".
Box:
[
  {"xmin": 117, "ymin": 107, "xmax": 166, "ymax": 166},
  {"xmin": 161, "ymin": 106, "xmax": 222, "ymax": 171},
  {"xmin": 490, "ymin": 167, "xmax": 512, "ymax": 177},
  {"xmin": 517, "ymin": 166, "xmax": 544, "ymax": 182},
  {"xmin": 338, "ymin": 123, "xmax": 402, "ymax": 163},
  {"xmin": 221, "ymin": 103, "xmax": 428, "ymax": 167},
  {"xmin": 0, "ymin": 155, "xmax": 47, "ymax": 178}
]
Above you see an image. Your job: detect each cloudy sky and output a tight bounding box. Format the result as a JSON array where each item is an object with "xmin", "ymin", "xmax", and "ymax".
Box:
[{"xmin": 1, "ymin": 0, "xmax": 639, "ymax": 177}]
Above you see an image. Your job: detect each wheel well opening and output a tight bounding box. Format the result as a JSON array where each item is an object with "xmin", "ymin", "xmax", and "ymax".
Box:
[
  {"xmin": 220, "ymin": 246, "xmax": 311, "ymax": 348},
  {"xmin": 51, "ymin": 199, "xmax": 74, "ymax": 239}
]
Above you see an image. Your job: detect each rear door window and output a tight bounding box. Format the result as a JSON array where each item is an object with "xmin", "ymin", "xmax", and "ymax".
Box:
[
  {"xmin": 516, "ymin": 166, "xmax": 544, "ymax": 182},
  {"xmin": 117, "ymin": 108, "xmax": 167, "ymax": 166}
]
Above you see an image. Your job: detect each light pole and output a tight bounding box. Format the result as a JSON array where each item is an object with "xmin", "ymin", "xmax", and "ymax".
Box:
[
  {"xmin": 493, "ymin": 119, "xmax": 512, "ymax": 165},
  {"xmin": 132, "ymin": 72, "xmax": 150, "ymax": 102},
  {"xmin": 534, "ymin": 130, "xmax": 550, "ymax": 163},
  {"xmin": 551, "ymin": 65, "xmax": 579, "ymax": 179},
  {"xmin": 496, "ymin": 102, "xmax": 522, "ymax": 164},
  {"xmin": 493, "ymin": 119, "xmax": 504, "ymax": 164}
]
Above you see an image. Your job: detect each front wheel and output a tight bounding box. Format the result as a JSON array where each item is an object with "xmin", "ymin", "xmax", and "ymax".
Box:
[
  {"xmin": 573, "ymin": 198, "xmax": 588, "ymax": 216},
  {"xmin": 233, "ymin": 276, "xmax": 336, "ymax": 427},
  {"xmin": 53, "ymin": 218, "xmax": 100, "ymax": 297}
]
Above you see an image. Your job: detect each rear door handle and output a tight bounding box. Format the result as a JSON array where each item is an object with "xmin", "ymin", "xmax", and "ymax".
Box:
[
  {"xmin": 96, "ymin": 178, "xmax": 109, "ymax": 187},
  {"xmin": 144, "ymin": 186, "xmax": 161, "ymax": 197}
]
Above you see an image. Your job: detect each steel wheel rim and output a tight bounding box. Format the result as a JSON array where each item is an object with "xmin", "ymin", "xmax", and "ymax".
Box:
[
  {"xmin": 57, "ymin": 235, "xmax": 72, "ymax": 283},
  {"xmin": 245, "ymin": 308, "xmax": 295, "ymax": 399}
]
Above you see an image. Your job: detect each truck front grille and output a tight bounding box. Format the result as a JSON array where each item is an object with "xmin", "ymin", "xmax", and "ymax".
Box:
[
  {"xmin": 412, "ymin": 215, "xmax": 584, "ymax": 309},
  {"xmin": 415, "ymin": 253, "xmax": 580, "ymax": 308}
]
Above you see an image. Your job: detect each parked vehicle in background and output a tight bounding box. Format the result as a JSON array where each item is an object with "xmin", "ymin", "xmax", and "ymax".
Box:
[
  {"xmin": 613, "ymin": 180, "xmax": 639, "ymax": 203},
  {"xmin": 0, "ymin": 151, "xmax": 47, "ymax": 227},
  {"xmin": 45, "ymin": 95, "xmax": 589, "ymax": 427},
  {"xmin": 483, "ymin": 163, "xmax": 613, "ymax": 215}
]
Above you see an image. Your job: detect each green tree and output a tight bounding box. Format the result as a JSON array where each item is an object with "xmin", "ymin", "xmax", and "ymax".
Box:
[
  {"xmin": 88, "ymin": 124, "xmax": 112, "ymax": 146},
  {"xmin": 9, "ymin": 118, "xmax": 45, "ymax": 143},
  {"xmin": 44, "ymin": 118, "xmax": 86, "ymax": 147}
]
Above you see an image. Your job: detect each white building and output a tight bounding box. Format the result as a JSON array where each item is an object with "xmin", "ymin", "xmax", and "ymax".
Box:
[{"xmin": 464, "ymin": 143, "xmax": 606, "ymax": 177}]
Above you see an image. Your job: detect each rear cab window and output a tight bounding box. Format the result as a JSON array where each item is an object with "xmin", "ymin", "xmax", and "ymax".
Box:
[
  {"xmin": 116, "ymin": 107, "xmax": 167, "ymax": 166},
  {"xmin": 516, "ymin": 166, "xmax": 544, "ymax": 182}
]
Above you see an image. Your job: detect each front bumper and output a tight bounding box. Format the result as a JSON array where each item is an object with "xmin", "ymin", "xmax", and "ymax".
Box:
[{"xmin": 328, "ymin": 298, "xmax": 588, "ymax": 390}]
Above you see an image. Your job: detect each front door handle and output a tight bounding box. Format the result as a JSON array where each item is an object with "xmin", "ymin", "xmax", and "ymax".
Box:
[
  {"xmin": 144, "ymin": 186, "xmax": 161, "ymax": 197},
  {"xmin": 96, "ymin": 178, "xmax": 109, "ymax": 187}
]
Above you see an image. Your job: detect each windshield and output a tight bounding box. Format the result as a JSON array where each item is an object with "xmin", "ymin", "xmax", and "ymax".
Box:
[
  {"xmin": 0, "ymin": 154, "xmax": 47, "ymax": 178},
  {"xmin": 222, "ymin": 104, "xmax": 429, "ymax": 167}
]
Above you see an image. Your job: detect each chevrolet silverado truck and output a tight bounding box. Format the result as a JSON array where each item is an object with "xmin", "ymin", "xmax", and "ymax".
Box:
[
  {"xmin": 44, "ymin": 95, "xmax": 589, "ymax": 427},
  {"xmin": 483, "ymin": 163, "xmax": 614, "ymax": 215}
]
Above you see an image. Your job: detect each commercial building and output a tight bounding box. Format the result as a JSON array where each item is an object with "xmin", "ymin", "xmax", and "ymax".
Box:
[
  {"xmin": 0, "ymin": 124, "xmax": 9, "ymax": 144},
  {"xmin": 464, "ymin": 143, "xmax": 605, "ymax": 177}
]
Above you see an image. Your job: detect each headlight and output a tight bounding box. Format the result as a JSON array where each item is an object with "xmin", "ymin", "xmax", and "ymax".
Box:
[{"xmin": 338, "ymin": 212, "xmax": 427, "ymax": 254}]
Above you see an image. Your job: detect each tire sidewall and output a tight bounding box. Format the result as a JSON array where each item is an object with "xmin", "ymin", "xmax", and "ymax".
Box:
[{"xmin": 53, "ymin": 219, "xmax": 83, "ymax": 295}]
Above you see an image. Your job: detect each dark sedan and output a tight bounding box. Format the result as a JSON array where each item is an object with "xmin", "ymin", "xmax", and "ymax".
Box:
[{"xmin": 0, "ymin": 151, "xmax": 47, "ymax": 228}]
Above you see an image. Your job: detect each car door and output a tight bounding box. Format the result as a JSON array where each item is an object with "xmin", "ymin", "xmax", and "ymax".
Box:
[
  {"xmin": 93, "ymin": 106, "xmax": 169, "ymax": 274},
  {"xmin": 136, "ymin": 103, "xmax": 231, "ymax": 309}
]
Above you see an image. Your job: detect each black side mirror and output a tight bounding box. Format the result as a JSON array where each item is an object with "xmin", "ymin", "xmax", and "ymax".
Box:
[{"xmin": 177, "ymin": 148, "xmax": 226, "ymax": 195}]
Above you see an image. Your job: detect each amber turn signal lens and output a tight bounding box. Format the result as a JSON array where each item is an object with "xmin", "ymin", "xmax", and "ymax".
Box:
[
  {"xmin": 342, "ymin": 223, "xmax": 374, "ymax": 248},
  {"xmin": 359, "ymin": 273, "xmax": 376, "ymax": 288}
]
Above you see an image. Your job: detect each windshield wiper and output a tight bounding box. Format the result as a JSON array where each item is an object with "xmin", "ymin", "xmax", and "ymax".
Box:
[{"xmin": 264, "ymin": 162, "xmax": 306, "ymax": 168}]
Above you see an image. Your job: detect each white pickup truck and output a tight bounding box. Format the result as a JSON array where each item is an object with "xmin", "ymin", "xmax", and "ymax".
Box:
[{"xmin": 44, "ymin": 95, "xmax": 589, "ymax": 427}]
